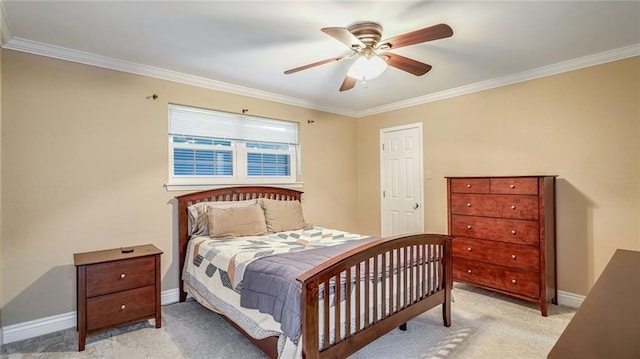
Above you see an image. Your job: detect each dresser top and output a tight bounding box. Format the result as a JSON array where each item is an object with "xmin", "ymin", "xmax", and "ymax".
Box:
[
  {"xmin": 445, "ymin": 175, "xmax": 558, "ymax": 179},
  {"xmin": 548, "ymin": 249, "xmax": 640, "ymax": 358},
  {"xmin": 74, "ymin": 244, "xmax": 162, "ymax": 266}
]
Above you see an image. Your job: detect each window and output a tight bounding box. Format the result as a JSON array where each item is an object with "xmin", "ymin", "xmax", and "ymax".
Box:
[{"xmin": 167, "ymin": 105, "xmax": 299, "ymax": 189}]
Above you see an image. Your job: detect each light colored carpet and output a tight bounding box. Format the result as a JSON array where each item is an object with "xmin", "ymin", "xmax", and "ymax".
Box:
[{"xmin": 0, "ymin": 284, "xmax": 575, "ymax": 358}]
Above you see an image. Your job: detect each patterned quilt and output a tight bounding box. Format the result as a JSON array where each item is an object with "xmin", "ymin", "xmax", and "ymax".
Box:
[{"xmin": 182, "ymin": 226, "xmax": 370, "ymax": 352}]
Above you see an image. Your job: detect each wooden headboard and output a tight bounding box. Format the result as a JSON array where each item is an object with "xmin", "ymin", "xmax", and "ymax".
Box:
[{"xmin": 175, "ymin": 186, "xmax": 303, "ymax": 301}]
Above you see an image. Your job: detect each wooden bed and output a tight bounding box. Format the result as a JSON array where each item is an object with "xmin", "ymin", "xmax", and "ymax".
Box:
[{"xmin": 176, "ymin": 186, "xmax": 453, "ymax": 359}]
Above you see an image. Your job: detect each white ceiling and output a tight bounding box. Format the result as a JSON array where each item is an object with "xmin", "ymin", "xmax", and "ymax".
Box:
[{"xmin": 1, "ymin": 1, "xmax": 639, "ymax": 117}]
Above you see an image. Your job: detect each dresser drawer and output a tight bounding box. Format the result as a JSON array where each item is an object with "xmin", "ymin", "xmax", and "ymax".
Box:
[
  {"xmin": 490, "ymin": 177, "xmax": 538, "ymax": 195},
  {"xmin": 450, "ymin": 215, "xmax": 539, "ymax": 245},
  {"xmin": 449, "ymin": 178, "xmax": 490, "ymax": 194},
  {"xmin": 86, "ymin": 256, "xmax": 155, "ymax": 297},
  {"xmin": 453, "ymin": 237, "xmax": 539, "ymax": 271},
  {"xmin": 450, "ymin": 194, "xmax": 539, "ymax": 220},
  {"xmin": 453, "ymin": 258, "xmax": 540, "ymax": 298},
  {"xmin": 86, "ymin": 285, "xmax": 156, "ymax": 331}
]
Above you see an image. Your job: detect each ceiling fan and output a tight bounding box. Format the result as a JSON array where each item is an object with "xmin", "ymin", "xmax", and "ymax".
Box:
[{"xmin": 284, "ymin": 22, "xmax": 453, "ymax": 91}]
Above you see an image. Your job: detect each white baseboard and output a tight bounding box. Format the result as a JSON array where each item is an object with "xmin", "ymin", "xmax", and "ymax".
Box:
[
  {"xmin": 1, "ymin": 288, "xmax": 180, "ymax": 345},
  {"xmin": 557, "ymin": 290, "xmax": 585, "ymax": 308},
  {"xmin": 1, "ymin": 287, "xmax": 581, "ymax": 345}
]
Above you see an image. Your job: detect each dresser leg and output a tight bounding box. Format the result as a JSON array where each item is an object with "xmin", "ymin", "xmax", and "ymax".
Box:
[{"xmin": 78, "ymin": 336, "xmax": 86, "ymax": 351}]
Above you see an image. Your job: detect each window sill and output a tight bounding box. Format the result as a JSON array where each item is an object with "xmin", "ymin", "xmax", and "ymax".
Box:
[{"xmin": 164, "ymin": 182, "xmax": 304, "ymax": 192}]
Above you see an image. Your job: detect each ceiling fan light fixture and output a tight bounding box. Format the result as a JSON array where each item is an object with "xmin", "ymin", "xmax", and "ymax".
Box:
[{"xmin": 347, "ymin": 54, "xmax": 388, "ymax": 81}]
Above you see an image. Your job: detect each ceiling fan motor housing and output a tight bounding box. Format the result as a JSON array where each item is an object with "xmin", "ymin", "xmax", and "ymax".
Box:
[{"xmin": 347, "ymin": 22, "xmax": 383, "ymax": 48}]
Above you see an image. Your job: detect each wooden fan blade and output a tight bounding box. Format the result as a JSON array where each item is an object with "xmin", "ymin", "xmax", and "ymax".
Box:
[
  {"xmin": 339, "ymin": 76, "xmax": 357, "ymax": 91},
  {"xmin": 284, "ymin": 55, "xmax": 346, "ymax": 75},
  {"xmin": 379, "ymin": 23, "xmax": 453, "ymax": 50},
  {"xmin": 322, "ymin": 27, "xmax": 365, "ymax": 50},
  {"xmin": 384, "ymin": 53, "xmax": 432, "ymax": 76}
]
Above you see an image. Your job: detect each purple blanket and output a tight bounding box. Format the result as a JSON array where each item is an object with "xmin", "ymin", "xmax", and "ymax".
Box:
[{"xmin": 239, "ymin": 237, "xmax": 375, "ymax": 342}]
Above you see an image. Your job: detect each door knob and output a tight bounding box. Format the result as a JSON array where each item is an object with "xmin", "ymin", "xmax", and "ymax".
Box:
[{"xmin": 413, "ymin": 203, "xmax": 419, "ymax": 210}]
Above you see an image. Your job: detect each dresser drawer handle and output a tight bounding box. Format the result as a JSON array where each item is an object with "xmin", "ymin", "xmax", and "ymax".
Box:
[
  {"xmin": 467, "ymin": 203, "xmax": 471, "ymax": 207},
  {"xmin": 511, "ymin": 230, "xmax": 516, "ymax": 235},
  {"xmin": 121, "ymin": 304, "xmax": 126, "ymax": 310},
  {"xmin": 467, "ymin": 247, "xmax": 472, "ymax": 252},
  {"xmin": 511, "ymin": 254, "xmax": 517, "ymax": 259},
  {"xmin": 511, "ymin": 279, "xmax": 517, "ymax": 284},
  {"xmin": 467, "ymin": 269, "xmax": 472, "ymax": 274},
  {"xmin": 120, "ymin": 273, "xmax": 126, "ymax": 279},
  {"xmin": 510, "ymin": 184, "xmax": 515, "ymax": 189},
  {"xmin": 511, "ymin": 205, "xmax": 516, "ymax": 210},
  {"xmin": 467, "ymin": 225, "xmax": 472, "ymax": 229},
  {"xmin": 467, "ymin": 184, "xmax": 471, "ymax": 188}
]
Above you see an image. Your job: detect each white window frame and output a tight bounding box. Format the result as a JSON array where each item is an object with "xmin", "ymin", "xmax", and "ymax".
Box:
[{"xmin": 166, "ymin": 105, "xmax": 301, "ymax": 191}]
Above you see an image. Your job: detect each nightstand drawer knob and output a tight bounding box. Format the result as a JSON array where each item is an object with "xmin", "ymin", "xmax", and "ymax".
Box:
[
  {"xmin": 467, "ymin": 203, "xmax": 471, "ymax": 207},
  {"xmin": 121, "ymin": 304, "xmax": 126, "ymax": 310},
  {"xmin": 510, "ymin": 184, "xmax": 515, "ymax": 189},
  {"xmin": 120, "ymin": 273, "xmax": 126, "ymax": 279},
  {"xmin": 511, "ymin": 254, "xmax": 517, "ymax": 259},
  {"xmin": 511, "ymin": 279, "xmax": 517, "ymax": 284},
  {"xmin": 467, "ymin": 184, "xmax": 471, "ymax": 188},
  {"xmin": 467, "ymin": 269, "xmax": 472, "ymax": 274},
  {"xmin": 511, "ymin": 205, "xmax": 516, "ymax": 209},
  {"xmin": 467, "ymin": 225, "xmax": 472, "ymax": 229},
  {"xmin": 467, "ymin": 247, "xmax": 472, "ymax": 252},
  {"xmin": 511, "ymin": 230, "xmax": 516, "ymax": 235}
]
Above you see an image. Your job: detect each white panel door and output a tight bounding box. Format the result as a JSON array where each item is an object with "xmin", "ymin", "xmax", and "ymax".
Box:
[{"xmin": 380, "ymin": 124, "xmax": 423, "ymax": 236}]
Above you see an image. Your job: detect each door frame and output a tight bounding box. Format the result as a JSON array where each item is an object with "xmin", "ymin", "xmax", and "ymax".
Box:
[{"xmin": 379, "ymin": 122, "xmax": 424, "ymax": 236}]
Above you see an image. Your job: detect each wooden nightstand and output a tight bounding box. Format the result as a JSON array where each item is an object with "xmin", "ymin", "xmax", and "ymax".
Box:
[{"xmin": 74, "ymin": 244, "xmax": 163, "ymax": 351}]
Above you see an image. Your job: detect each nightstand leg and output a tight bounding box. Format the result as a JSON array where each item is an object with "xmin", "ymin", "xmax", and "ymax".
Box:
[
  {"xmin": 155, "ymin": 254, "xmax": 162, "ymax": 329},
  {"xmin": 77, "ymin": 266, "xmax": 87, "ymax": 351}
]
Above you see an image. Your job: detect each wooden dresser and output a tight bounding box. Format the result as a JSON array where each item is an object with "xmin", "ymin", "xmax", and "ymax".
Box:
[
  {"xmin": 446, "ymin": 176, "xmax": 557, "ymax": 316},
  {"xmin": 548, "ymin": 249, "xmax": 640, "ymax": 358},
  {"xmin": 74, "ymin": 244, "xmax": 162, "ymax": 351}
]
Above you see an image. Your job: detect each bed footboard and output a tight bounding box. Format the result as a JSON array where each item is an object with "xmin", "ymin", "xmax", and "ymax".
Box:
[{"xmin": 297, "ymin": 233, "xmax": 453, "ymax": 359}]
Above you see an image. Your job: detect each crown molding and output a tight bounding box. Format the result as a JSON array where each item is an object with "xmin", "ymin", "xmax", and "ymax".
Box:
[
  {"xmin": 359, "ymin": 43, "xmax": 640, "ymax": 117},
  {"xmin": 2, "ymin": 32, "xmax": 638, "ymax": 119},
  {"xmin": 2, "ymin": 36, "xmax": 361, "ymax": 118},
  {"xmin": 0, "ymin": 1, "xmax": 12, "ymax": 46}
]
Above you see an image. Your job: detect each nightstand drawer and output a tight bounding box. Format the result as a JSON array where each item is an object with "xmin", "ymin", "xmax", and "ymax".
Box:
[
  {"xmin": 86, "ymin": 285, "xmax": 155, "ymax": 331},
  {"xmin": 86, "ymin": 256, "xmax": 155, "ymax": 297}
]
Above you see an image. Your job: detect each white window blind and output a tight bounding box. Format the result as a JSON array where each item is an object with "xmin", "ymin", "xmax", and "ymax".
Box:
[
  {"xmin": 167, "ymin": 104, "xmax": 300, "ymax": 190},
  {"xmin": 168, "ymin": 105, "xmax": 298, "ymax": 144}
]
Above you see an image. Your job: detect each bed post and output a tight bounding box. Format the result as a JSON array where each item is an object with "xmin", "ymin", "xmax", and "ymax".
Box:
[
  {"xmin": 178, "ymin": 197, "xmax": 189, "ymax": 302},
  {"xmin": 443, "ymin": 236, "xmax": 452, "ymax": 327}
]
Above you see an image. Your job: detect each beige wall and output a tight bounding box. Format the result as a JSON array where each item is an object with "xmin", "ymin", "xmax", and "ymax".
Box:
[
  {"xmin": 0, "ymin": 50, "xmax": 359, "ymax": 325},
  {"xmin": 357, "ymin": 56, "xmax": 640, "ymax": 296},
  {"xmin": 1, "ymin": 48, "xmax": 638, "ymax": 328}
]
